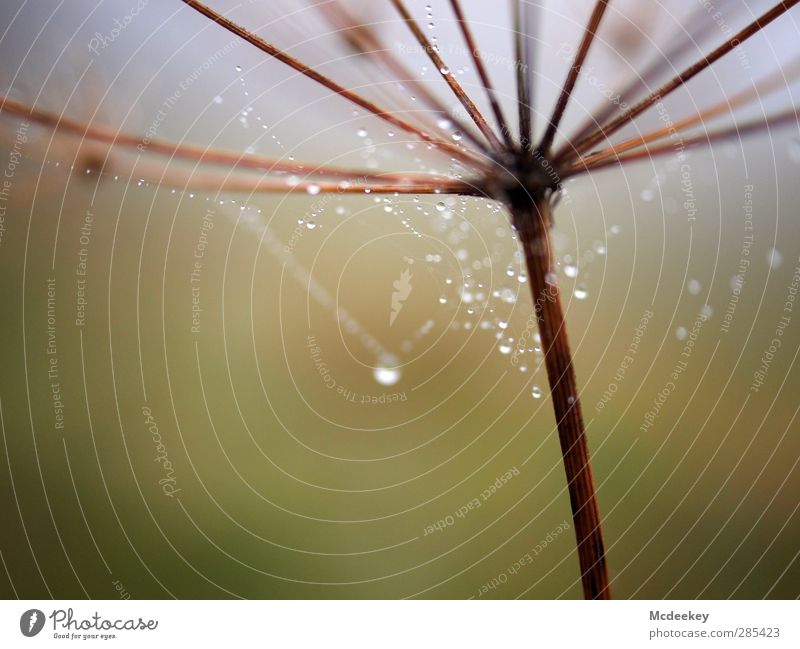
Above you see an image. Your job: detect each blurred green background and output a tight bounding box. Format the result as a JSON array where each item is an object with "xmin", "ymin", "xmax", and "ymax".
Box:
[{"xmin": 1, "ymin": 0, "xmax": 799, "ymax": 599}]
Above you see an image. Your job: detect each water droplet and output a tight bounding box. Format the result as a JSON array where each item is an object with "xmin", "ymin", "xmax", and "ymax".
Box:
[
  {"xmin": 435, "ymin": 201, "xmax": 446, "ymax": 212},
  {"xmin": 235, "ymin": 65, "xmax": 242, "ymax": 72},
  {"xmin": 564, "ymin": 264, "xmax": 578, "ymax": 278},
  {"xmin": 498, "ymin": 321, "xmax": 508, "ymax": 330},
  {"xmin": 451, "ymin": 131, "xmax": 462, "ymax": 141},
  {"xmin": 676, "ymin": 326, "xmax": 688, "ymax": 340},
  {"xmin": 439, "ymin": 66, "xmax": 450, "ymax": 75},
  {"xmin": 498, "ymin": 339, "xmax": 513, "ymax": 354},
  {"xmin": 767, "ymin": 247, "xmax": 783, "ymax": 270},
  {"xmin": 531, "ymin": 386, "xmax": 542, "ymax": 399},
  {"xmin": 306, "ymin": 184, "xmax": 320, "ymax": 196},
  {"xmin": 574, "ymin": 285, "xmax": 588, "ymax": 300},
  {"xmin": 687, "ymin": 278, "xmax": 701, "ymax": 295},
  {"xmin": 438, "ymin": 295, "xmax": 447, "ymax": 304},
  {"xmin": 213, "ymin": 95, "xmax": 223, "ymax": 104},
  {"xmin": 641, "ymin": 188, "xmax": 654, "ymax": 202},
  {"xmin": 357, "ymin": 128, "xmax": 368, "ymax": 138},
  {"xmin": 306, "ymin": 220, "xmax": 317, "ymax": 230},
  {"xmin": 373, "ymin": 356, "xmax": 401, "ymax": 386},
  {"xmin": 506, "ymin": 265, "xmax": 515, "ymax": 277}
]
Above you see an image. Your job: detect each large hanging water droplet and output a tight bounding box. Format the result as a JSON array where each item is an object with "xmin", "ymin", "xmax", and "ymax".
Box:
[
  {"xmin": 435, "ymin": 201, "xmax": 446, "ymax": 212},
  {"xmin": 767, "ymin": 247, "xmax": 783, "ymax": 270},
  {"xmin": 373, "ymin": 355, "xmax": 401, "ymax": 386}
]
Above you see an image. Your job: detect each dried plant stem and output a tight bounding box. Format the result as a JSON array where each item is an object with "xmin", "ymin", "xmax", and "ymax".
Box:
[
  {"xmin": 554, "ymin": 0, "xmax": 742, "ymax": 161},
  {"xmin": 538, "ymin": 0, "xmax": 609, "ymax": 155},
  {"xmin": 151, "ymin": 172, "xmax": 481, "ymax": 196},
  {"xmin": 0, "ymin": 94, "xmax": 439, "ymax": 184},
  {"xmin": 180, "ymin": 0, "xmax": 488, "ymax": 169},
  {"xmin": 575, "ymin": 60, "xmax": 800, "ymax": 169},
  {"xmin": 389, "ymin": 0, "xmax": 504, "ymax": 153},
  {"xmin": 569, "ymin": 0, "xmax": 800, "ymax": 159},
  {"xmin": 511, "ymin": 194, "xmax": 610, "ymax": 600},
  {"xmin": 567, "ymin": 106, "xmax": 800, "ymax": 175},
  {"xmin": 449, "ymin": 0, "xmax": 514, "ymax": 148},
  {"xmin": 317, "ymin": 1, "xmax": 485, "ymax": 151},
  {"xmin": 512, "ymin": 0, "xmax": 532, "ymax": 153}
]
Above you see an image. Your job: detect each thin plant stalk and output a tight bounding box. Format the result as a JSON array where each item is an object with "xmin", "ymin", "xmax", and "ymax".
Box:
[
  {"xmin": 510, "ymin": 192, "xmax": 610, "ymax": 599},
  {"xmin": 449, "ymin": 0, "xmax": 514, "ymax": 148},
  {"xmin": 512, "ymin": 0, "xmax": 532, "ymax": 154},
  {"xmin": 0, "ymin": 94, "xmax": 441, "ymax": 184},
  {"xmin": 566, "ymin": 106, "xmax": 800, "ymax": 175},
  {"xmin": 180, "ymin": 0, "xmax": 489, "ymax": 169},
  {"xmin": 569, "ymin": 0, "xmax": 800, "ymax": 159},
  {"xmin": 389, "ymin": 0, "xmax": 504, "ymax": 152},
  {"xmin": 318, "ymin": 1, "xmax": 487, "ymax": 150},
  {"xmin": 538, "ymin": 0, "xmax": 609, "ymax": 155}
]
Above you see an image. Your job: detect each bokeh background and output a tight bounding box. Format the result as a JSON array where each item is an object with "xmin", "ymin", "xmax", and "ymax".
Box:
[{"xmin": 1, "ymin": 0, "xmax": 799, "ymax": 599}]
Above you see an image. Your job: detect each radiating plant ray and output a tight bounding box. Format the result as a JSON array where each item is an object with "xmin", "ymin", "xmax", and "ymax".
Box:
[{"xmin": 2, "ymin": 0, "xmax": 799, "ymax": 600}]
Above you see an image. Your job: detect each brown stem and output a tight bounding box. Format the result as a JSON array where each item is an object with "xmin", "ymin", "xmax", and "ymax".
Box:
[
  {"xmin": 449, "ymin": 0, "xmax": 514, "ymax": 148},
  {"xmin": 566, "ymin": 106, "xmax": 800, "ymax": 175},
  {"xmin": 180, "ymin": 0, "xmax": 488, "ymax": 169},
  {"xmin": 554, "ymin": 0, "xmax": 743, "ymax": 161},
  {"xmin": 510, "ymin": 193, "xmax": 610, "ymax": 599},
  {"xmin": 512, "ymin": 0, "xmax": 532, "ymax": 154},
  {"xmin": 538, "ymin": 0, "xmax": 610, "ymax": 155},
  {"xmin": 566, "ymin": 0, "xmax": 800, "ymax": 161},
  {"xmin": 0, "ymin": 94, "xmax": 441, "ymax": 184},
  {"xmin": 316, "ymin": 0, "xmax": 485, "ymax": 150},
  {"xmin": 389, "ymin": 0, "xmax": 504, "ymax": 153},
  {"xmin": 575, "ymin": 58, "xmax": 800, "ymax": 169}
]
